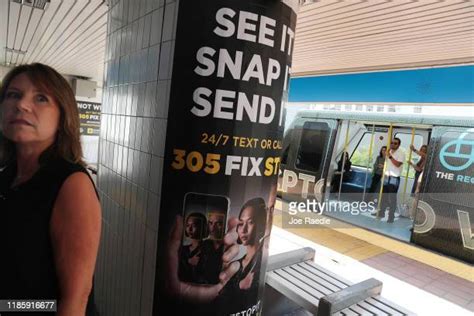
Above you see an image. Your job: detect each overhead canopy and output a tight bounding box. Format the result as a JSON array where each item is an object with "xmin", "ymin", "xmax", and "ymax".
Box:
[
  {"xmin": 0, "ymin": 0, "xmax": 473, "ymax": 81},
  {"xmin": 293, "ymin": 0, "xmax": 474, "ymax": 76},
  {"xmin": 0, "ymin": 0, "xmax": 107, "ymax": 81}
]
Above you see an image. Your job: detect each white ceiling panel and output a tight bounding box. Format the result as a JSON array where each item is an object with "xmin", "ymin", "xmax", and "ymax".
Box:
[
  {"xmin": 40, "ymin": 2, "xmax": 105, "ymax": 65},
  {"xmin": 14, "ymin": 6, "xmax": 43, "ymax": 65},
  {"xmin": 10, "ymin": 4, "xmax": 32, "ymax": 51},
  {"xmin": 1, "ymin": 0, "xmax": 108, "ymax": 81},
  {"xmin": 26, "ymin": 1, "xmax": 84, "ymax": 62},
  {"xmin": 0, "ymin": 1, "xmax": 7, "ymax": 47},
  {"xmin": 6, "ymin": 2, "xmax": 20, "ymax": 48},
  {"xmin": 14, "ymin": 0, "xmax": 65, "ymax": 65},
  {"xmin": 12, "ymin": 5, "xmax": 33, "ymax": 63},
  {"xmin": 17, "ymin": 8, "xmax": 43, "ymax": 57},
  {"xmin": 293, "ymin": 0, "xmax": 474, "ymax": 76},
  {"xmin": 32, "ymin": 1, "xmax": 91, "ymax": 62}
]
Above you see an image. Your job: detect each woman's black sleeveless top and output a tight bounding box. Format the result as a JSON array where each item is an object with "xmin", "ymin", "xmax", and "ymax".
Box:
[{"xmin": 0, "ymin": 157, "xmax": 98, "ymax": 315}]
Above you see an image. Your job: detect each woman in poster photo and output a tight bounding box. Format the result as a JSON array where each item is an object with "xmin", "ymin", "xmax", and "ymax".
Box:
[
  {"xmin": 218, "ymin": 197, "xmax": 267, "ymax": 313},
  {"xmin": 236, "ymin": 198, "xmax": 267, "ymax": 291}
]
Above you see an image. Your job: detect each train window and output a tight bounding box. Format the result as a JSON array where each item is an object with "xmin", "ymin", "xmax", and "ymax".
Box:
[
  {"xmin": 295, "ymin": 121, "xmax": 330, "ymax": 173},
  {"xmin": 350, "ymin": 131, "xmax": 386, "ymax": 168}
]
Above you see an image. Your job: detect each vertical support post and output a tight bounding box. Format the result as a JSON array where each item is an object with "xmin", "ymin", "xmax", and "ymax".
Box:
[
  {"xmin": 338, "ymin": 120, "xmax": 351, "ymax": 201},
  {"xmin": 402, "ymin": 127, "xmax": 416, "ymax": 206},
  {"xmin": 362, "ymin": 124, "xmax": 375, "ymax": 201},
  {"xmin": 377, "ymin": 124, "xmax": 393, "ymax": 217},
  {"xmin": 152, "ymin": 1, "xmax": 299, "ymax": 315}
]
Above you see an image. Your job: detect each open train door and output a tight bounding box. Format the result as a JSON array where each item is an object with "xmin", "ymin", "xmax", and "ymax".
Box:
[
  {"xmin": 390, "ymin": 126, "xmax": 430, "ymax": 217},
  {"xmin": 412, "ymin": 127, "xmax": 474, "ymax": 263},
  {"xmin": 278, "ymin": 118, "xmax": 338, "ymax": 202}
]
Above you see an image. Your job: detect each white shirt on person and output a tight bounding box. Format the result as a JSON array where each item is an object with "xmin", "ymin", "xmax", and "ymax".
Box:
[{"xmin": 385, "ymin": 148, "xmax": 405, "ymax": 177}]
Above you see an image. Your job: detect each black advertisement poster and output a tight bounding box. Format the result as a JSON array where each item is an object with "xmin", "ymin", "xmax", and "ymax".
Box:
[
  {"xmin": 154, "ymin": 1, "xmax": 297, "ymax": 315},
  {"xmin": 77, "ymin": 101, "xmax": 101, "ymax": 136}
]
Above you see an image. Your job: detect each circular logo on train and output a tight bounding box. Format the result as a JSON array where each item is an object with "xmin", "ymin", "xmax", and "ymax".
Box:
[{"xmin": 439, "ymin": 130, "xmax": 474, "ymax": 172}]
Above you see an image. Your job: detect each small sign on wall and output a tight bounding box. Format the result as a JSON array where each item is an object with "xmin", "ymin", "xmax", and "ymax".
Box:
[{"xmin": 77, "ymin": 101, "xmax": 101, "ymax": 136}]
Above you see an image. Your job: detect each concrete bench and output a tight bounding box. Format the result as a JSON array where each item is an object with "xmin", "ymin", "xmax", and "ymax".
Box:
[{"xmin": 265, "ymin": 248, "xmax": 414, "ymax": 316}]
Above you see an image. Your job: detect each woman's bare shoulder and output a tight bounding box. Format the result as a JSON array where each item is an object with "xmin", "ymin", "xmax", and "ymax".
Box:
[{"xmin": 53, "ymin": 171, "xmax": 100, "ymax": 216}]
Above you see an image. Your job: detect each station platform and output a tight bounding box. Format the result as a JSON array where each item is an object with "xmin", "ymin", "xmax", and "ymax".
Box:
[{"xmin": 271, "ymin": 200, "xmax": 474, "ymax": 315}]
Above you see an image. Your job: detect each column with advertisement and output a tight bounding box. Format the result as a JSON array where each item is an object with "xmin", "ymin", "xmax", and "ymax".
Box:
[{"xmin": 153, "ymin": 1, "xmax": 297, "ymax": 315}]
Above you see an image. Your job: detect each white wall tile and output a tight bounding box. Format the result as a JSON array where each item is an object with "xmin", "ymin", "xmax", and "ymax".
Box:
[
  {"xmin": 139, "ymin": 48, "xmax": 148, "ymax": 83},
  {"xmin": 137, "ymin": 83, "xmax": 146, "ymax": 116},
  {"xmin": 139, "ymin": 152, "xmax": 151, "ymax": 189},
  {"xmin": 162, "ymin": 1, "xmax": 176, "ymax": 42},
  {"xmin": 158, "ymin": 40, "xmax": 172, "ymax": 80},
  {"xmin": 140, "ymin": 118, "xmax": 151, "ymax": 152},
  {"xmin": 136, "ymin": 17, "xmax": 145, "ymax": 52},
  {"xmin": 151, "ymin": 118, "xmax": 166, "ymax": 157},
  {"xmin": 131, "ymin": 84, "xmax": 139, "ymax": 115},
  {"xmin": 149, "ymin": 155, "xmax": 163, "ymax": 194},
  {"xmin": 147, "ymin": 45, "xmax": 160, "ymax": 82},
  {"xmin": 142, "ymin": 13, "xmax": 152, "ymax": 49},
  {"xmin": 146, "ymin": 192, "xmax": 159, "ymax": 231},
  {"xmin": 126, "ymin": 85, "xmax": 133, "ymax": 116},
  {"xmin": 150, "ymin": 8, "xmax": 163, "ymax": 46}
]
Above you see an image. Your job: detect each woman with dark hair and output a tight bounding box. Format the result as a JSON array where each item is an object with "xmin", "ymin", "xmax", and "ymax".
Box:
[
  {"xmin": 179, "ymin": 212, "xmax": 208, "ymax": 283},
  {"xmin": 409, "ymin": 144, "xmax": 427, "ymax": 194},
  {"xmin": 218, "ymin": 198, "xmax": 267, "ymax": 313},
  {"xmin": 369, "ymin": 146, "xmax": 387, "ymax": 193},
  {"xmin": 0, "ymin": 63, "xmax": 101, "ymax": 315},
  {"xmin": 235, "ymin": 197, "xmax": 267, "ymax": 291},
  {"xmin": 331, "ymin": 151, "xmax": 352, "ymax": 192}
]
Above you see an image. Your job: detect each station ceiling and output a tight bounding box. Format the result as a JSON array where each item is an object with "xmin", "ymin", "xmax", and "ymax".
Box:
[
  {"xmin": 1, "ymin": 0, "xmax": 473, "ymax": 81},
  {"xmin": 293, "ymin": 0, "xmax": 474, "ymax": 76},
  {"xmin": 0, "ymin": 0, "xmax": 108, "ymax": 81}
]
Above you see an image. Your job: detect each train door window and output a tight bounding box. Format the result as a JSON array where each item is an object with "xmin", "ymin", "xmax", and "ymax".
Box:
[
  {"xmin": 394, "ymin": 132, "xmax": 424, "ymax": 178},
  {"xmin": 295, "ymin": 121, "xmax": 330, "ymax": 173},
  {"xmin": 351, "ymin": 131, "xmax": 386, "ymax": 168}
]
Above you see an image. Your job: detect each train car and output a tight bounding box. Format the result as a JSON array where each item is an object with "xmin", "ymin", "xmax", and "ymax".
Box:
[{"xmin": 278, "ymin": 109, "xmax": 474, "ymax": 263}]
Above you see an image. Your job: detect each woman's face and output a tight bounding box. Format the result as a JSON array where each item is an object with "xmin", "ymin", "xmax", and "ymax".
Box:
[
  {"xmin": 185, "ymin": 216, "xmax": 201, "ymax": 240},
  {"xmin": 420, "ymin": 146, "xmax": 427, "ymax": 154},
  {"xmin": 238, "ymin": 207, "xmax": 257, "ymax": 246},
  {"xmin": 381, "ymin": 147, "xmax": 387, "ymax": 155},
  {"xmin": 1, "ymin": 73, "xmax": 60, "ymax": 148}
]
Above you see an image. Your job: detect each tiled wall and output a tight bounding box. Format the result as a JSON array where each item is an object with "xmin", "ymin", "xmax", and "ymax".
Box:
[{"xmin": 95, "ymin": 0, "xmax": 178, "ymax": 315}]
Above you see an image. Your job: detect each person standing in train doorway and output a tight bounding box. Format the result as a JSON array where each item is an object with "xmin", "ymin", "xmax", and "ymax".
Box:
[{"xmin": 380, "ymin": 137, "xmax": 405, "ymax": 223}]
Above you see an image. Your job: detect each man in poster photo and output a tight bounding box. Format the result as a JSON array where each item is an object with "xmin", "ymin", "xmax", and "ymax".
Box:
[{"xmin": 200, "ymin": 212, "xmax": 226, "ymax": 284}]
